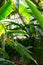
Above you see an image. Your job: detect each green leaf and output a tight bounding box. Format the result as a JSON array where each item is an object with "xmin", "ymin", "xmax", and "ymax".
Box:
[
  {"xmin": 6, "ymin": 30, "xmax": 27, "ymax": 35},
  {"xmin": 0, "ymin": 24, "xmax": 6, "ymax": 36},
  {"xmin": 30, "ymin": 25, "xmax": 35, "ymax": 33},
  {"xmin": 8, "ymin": 40, "xmax": 38, "ymax": 65},
  {"xmin": 0, "ymin": 48, "xmax": 9, "ymax": 59},
  {"xmin": 7, "ymin": 21, "xmax": 26, "ymax": 30},
  {"xmin": 9, "ymin": 0, "xmax": 16, "ymax": 10},
  {"xmin": 0, "ymin": 58, "xmax": 15, "ymax": 65},
  {"xmin": 25, "ymin": 0, "xmax": 43, "ymax": 29},
  {"xmin": 19, "ymin": 4, "xmax": 30, "ymax": 24},
  {"xmin": 0, "ymin": 1, "xmax": 13, "ymax": 20}
]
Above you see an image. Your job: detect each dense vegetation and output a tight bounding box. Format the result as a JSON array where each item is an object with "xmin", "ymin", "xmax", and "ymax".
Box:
[{"xmin": 0, "ymin": 0, "xmax": 43, "ymax": 65}]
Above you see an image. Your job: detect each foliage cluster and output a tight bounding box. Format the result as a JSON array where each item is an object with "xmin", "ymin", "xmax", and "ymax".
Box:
[{"xmin": 0, "ymin": 0, "xmax": 43, "ymax": 65}]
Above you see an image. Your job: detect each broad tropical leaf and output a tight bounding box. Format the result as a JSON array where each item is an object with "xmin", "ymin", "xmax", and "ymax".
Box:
[
  {"xmin": 19, "ymin": 4, "xmax": 30, "ymax": 24},
  {"xmin": 0, "ymin": 1, "xmax": 13, "ymax": 20}
]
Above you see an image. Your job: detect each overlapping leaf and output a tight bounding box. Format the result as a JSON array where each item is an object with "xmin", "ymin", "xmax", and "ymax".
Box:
[
  {"xmin": 6, "ymin": 30, "xmax": 27, "ymax": 35},
  {"xmin": 0, "ymin": 58, "xmax": 15, "ymax": 65},
  {"xmin": 8, "ymin": 40, "xmax": 38, "ymax": 65},
  {"xmin": 0, "ymin": 1, "xmax": 13, "ymax": 20},
  {"xmin": 0, "ymin": 48, "xmax": 9, "ymax": 59}
]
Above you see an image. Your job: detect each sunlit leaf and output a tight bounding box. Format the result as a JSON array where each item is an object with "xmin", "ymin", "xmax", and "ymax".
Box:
[
  {"xmin": 0, "ymin": 1, "xmax": 13, "ymax": 20},
  {"xmin": 0, "ymin": 24, "xmax": 6, "ymax": 36},
  {"xmin": 19, "ymin": 4, "xmax": 30, "ymax": 24},
  {"xmin": 25, "ymin": 0, "xmax": 43, "ymax": 29}
]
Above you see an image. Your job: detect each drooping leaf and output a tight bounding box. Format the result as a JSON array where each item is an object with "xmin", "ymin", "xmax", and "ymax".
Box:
[
  {"xmin": 8, "ymin": 40, "xmax": 38, "ymax": 65},
  {"xmin": 35, "ymin": 27, "xmax": 43, "ymax": 36},
  {"xmin": 7, "ymin": 21, "xmax": 26, "ymax": 30},
  {"xmin": 0, "ymin": 48, "xmax": 9, "ymax": 59},
  {"xmin": 0, "ymin": 58, "xmax": 15, "ymax": 65}
]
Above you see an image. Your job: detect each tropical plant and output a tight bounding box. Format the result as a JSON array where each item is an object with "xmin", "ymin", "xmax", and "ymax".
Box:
[{"xmin": 0, "ymin": 0, "xmax": 43, "ymax": 65}]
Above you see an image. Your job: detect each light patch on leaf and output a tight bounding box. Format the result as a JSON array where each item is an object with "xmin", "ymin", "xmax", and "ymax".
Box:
[
  {"xmin": 0, "ymin": 24, "xmax": 6, "ymax": 36},
  {"xmin": 19, "ymin": 4, "xmax": 30, "ymax": 24}
]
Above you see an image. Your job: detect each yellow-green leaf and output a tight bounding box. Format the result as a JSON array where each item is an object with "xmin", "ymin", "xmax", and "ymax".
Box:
[
  {"xmin": 19, "ymin": 4, "xmax": 30, "ymax": 24},
  {"xmin": 0, "ymin": 24, "xmax": 6, "ymax": 36}
]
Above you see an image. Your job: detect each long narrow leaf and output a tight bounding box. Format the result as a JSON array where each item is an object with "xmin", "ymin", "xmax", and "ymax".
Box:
[
  {"xmin": 8, "ymin": 40, "xmax": 38, "ymax": 65},
  {"xmin": 0, "ymin": 58, "xmax": 15, "ymax": 65},
  {"xmin": 7, "ymin": 21, "xmax": 26, "ymax": 30},
  {"xmin": 0, "ymin": 48, "xmax": 9, "ymax": 59},
  {"xmin": 6, "ymin": 30, "xmax": 27, "ymax": 35},
  {"xmin": 25, "ymin": 0, "xmax": 43, "ymax": 29}
]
